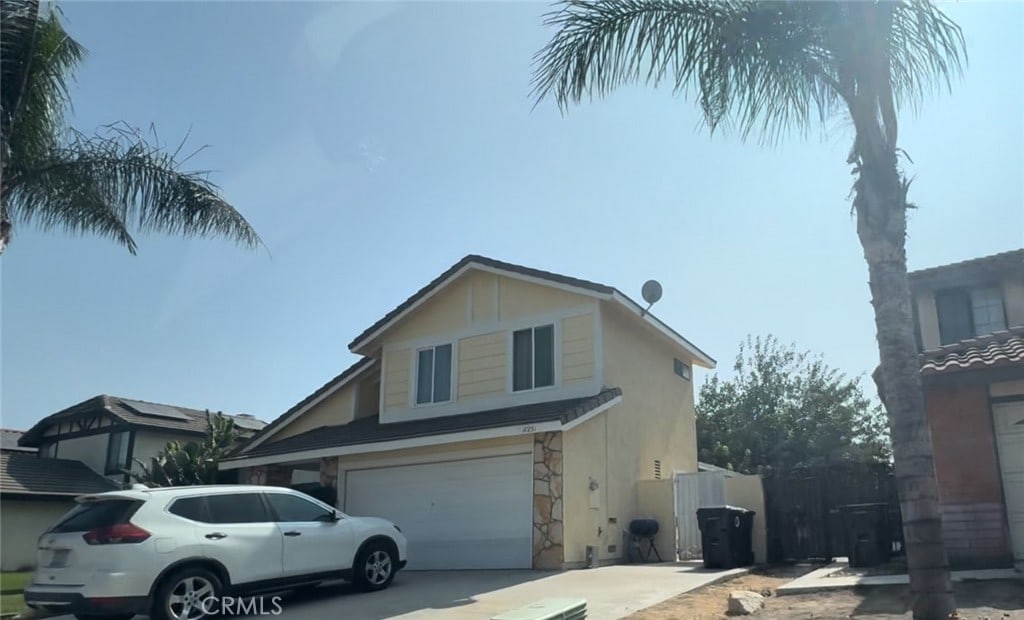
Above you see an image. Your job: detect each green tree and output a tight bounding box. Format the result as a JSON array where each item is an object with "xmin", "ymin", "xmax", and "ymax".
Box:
[
  {"xmin": 0, "ymin": 0, "xmax": 261, "ymax": 254},
  {"xmin": 531, "ymin": 2, "xmax": 965, "ymax": 615},
  {"xmin": 131, "ymin": 412, "xmax": 240, "ymax": 487},
  {"xmin": 697, "ymin": 335, "xmax": 891, "ymax": 475}
]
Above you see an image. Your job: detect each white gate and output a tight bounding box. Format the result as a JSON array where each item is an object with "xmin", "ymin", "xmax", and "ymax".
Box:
[{"xmin": 675, "ymin": 472, "xmax": 727, "ymax": 559}]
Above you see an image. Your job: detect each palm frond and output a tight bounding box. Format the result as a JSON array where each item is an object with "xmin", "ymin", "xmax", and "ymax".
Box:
[
  {"xmin": 4, "ymin": 123, "xmax": 263, "ymax": 253},
  {"xmin": 531, "ymin": 0, "xmax": 965, "ymax": 145},
  {"xmin": 1, "ymin": 0, "xmax": 85, "ymax": 166}
]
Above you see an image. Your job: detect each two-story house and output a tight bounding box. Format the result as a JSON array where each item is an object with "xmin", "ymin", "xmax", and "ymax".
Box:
[
  {"xmin": 221, "ymin": 255, "xmax": 715, "ymax": 570},
  {"xmin": 910, "ymin": 248, "xmax": 1024, "ymax": 570},
  {"xmin": 1, "ymin": 396, "xmax": 266, "ymax": 570}
]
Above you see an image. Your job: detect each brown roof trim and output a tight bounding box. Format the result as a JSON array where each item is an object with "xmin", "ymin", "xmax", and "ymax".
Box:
[
  {"xmin": 226, "ymin": 387, "xmax": 622, "ymax": 461},
  {"xmin": 920, "ymin": 327, "xmax": 1024, "ymax": 377},
  {"xmin": 909, "ymin": 248, "xmax": 1024, "ymax": 290},
  {"xmin": 232, "ymin": 357, "xmax": 376, "ymax": 456}
]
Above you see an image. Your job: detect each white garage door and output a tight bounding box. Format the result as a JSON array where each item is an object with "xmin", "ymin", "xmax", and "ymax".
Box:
[
  {"xmin": 344, "ymin": 454, "xmax": 533, "ymax": 570},
  {"xmin": 994, "ymin": 401, "xmax": 1024, "ymax": 563}
]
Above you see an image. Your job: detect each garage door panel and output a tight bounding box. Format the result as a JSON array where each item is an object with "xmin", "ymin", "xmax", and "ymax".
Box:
[
  {"xmin": 344, "ymin": 454, "xmax": 533, "ymax": 570},
  {"xmin": 994, "ymin": 402, "xmax": 1024, "ymax": 562}
]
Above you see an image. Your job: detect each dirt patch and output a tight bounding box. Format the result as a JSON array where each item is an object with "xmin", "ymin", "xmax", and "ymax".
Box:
[
  {"xmin": 630, "ymin": 576, "xmax": 1024, "ymax": 619},
  {"xmin": 627, "ymin": 565, "xmax": 815, "ymax": 620},
  {"xmin": 758, "ymin": 581, "xmax": 1024, "ymax": 619}
]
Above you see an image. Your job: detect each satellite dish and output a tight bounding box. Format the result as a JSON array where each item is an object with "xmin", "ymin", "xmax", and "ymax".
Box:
[{"xmin": 641, "ymin": 280, "xmax": 662, "ymax": 316}]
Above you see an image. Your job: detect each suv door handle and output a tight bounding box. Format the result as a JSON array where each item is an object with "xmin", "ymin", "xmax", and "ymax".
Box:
[
  {"xmin": 283, "ymin": 531, "xmax": 301, "ymax": 537},
  {"xmin": 205, "ymin": 533, "xmax": 228, "ymax": 540}
]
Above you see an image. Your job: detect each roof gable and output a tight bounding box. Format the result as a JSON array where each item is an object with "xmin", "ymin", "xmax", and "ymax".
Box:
[{"xmin": 347, "ymin": 255, "xmax": 714, "ymax": 368}]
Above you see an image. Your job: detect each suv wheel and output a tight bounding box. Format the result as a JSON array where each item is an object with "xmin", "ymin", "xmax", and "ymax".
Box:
[
  {"xmin": 354, "ymin": 540, "xmax": 396, "ymax": 591},
  {"xmin": 152, "ymin": 566, "xmax": 223, "ymax": 620}
]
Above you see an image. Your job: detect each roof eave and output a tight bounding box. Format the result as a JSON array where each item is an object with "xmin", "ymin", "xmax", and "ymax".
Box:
[{"xmin": 220, "ymin": 394, "xmax": 623, "ymax": 470}]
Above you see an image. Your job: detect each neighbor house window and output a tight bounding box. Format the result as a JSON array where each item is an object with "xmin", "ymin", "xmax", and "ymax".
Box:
[
  {"xmin": 105, "ymin": 431, "xmax": 130, "ymax": 475},
  {"xmin": 416, "ymin": 344, "xmax": 453, "ymax": 404},
  {"xmin": 935, "ymin": 286, "xmax": 1006, "ymax": 345},
  {"xmin": 970, "ymin": 287, "xmax": 1007, "ymax": 335},
  {"xmin": 513, "ymin": 324, "xmax": 555, "ymax": 392}
]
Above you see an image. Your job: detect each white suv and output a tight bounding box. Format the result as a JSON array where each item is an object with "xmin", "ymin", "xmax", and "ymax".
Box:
[{"xmin": 24, "ymin": 484, "xmax": 408, "ymax": 620}]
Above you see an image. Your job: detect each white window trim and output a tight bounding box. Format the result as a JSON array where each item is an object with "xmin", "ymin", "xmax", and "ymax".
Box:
[
  {"xmin": 508, "ymin": 323, "xmax": 560, "ymax": 394},
  {"xmin": 411, "ymin": 342, "xmax": 456, "ymax": 407}
]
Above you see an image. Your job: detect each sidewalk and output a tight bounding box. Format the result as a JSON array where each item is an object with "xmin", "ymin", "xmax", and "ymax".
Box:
[{"xmin": 777, "ymin": 558, "xmax": 1023, "ymax": 596}]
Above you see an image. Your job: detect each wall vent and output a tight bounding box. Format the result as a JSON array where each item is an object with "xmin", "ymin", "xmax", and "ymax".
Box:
[{"xmin": 654, "ymin": 459, "xmax": 663, "ymax": 480}]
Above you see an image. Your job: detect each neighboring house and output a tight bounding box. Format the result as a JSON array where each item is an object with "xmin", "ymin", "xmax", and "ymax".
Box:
[
  {"xmin": 1, "ymin": 434, "xmax": 119, "ymax": 570},
  {"xmin": 17, "ymin": 395, "xmax": 267, "ymax": 485},
  {"xmin": 2, "ymin": 428, "xmax": 36, "ymax": 453},
  {"xmin": 909, "ymin": 248, "xmax": 1024, "ymax": 570},
  {"xmin": 221, "ymin": 255, "xmax": 715, "ymax": 571},
  {"xmin": 1, "ymin": 396, "xmax": 266, "ymax": 570}
]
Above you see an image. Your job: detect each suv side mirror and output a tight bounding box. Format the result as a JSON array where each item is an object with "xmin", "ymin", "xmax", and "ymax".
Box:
[{"xmin": 332, "ymin": 510, "xmax": 342, "ymax": 521}]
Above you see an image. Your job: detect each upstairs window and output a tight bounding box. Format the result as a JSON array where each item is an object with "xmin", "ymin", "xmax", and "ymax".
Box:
[
  {"xmin": 104, "ymin": 431, "xmax": 130, "ymax": 475},
  {"xmin": 513, "ymin": 324, "xmax": 555, "ymax": 391},
  {"xmin": 416, "ymin": 344, "xmax": 453, "ymax": 404},
  {"xmin": 935, "ymin": 286, "xmax": 1006, "ymax": 345}
]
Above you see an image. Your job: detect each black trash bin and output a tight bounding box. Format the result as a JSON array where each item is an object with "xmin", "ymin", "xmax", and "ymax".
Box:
[
  {"xmin": 696, "ymin": 506, "xmax": 755, "ymax": 569},
  {"xmin": 839, "ymin": 502, "xmax": 890, "ymax": 568}
]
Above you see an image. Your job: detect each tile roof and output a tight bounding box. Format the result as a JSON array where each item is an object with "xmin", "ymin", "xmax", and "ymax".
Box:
[
  {"xmin": 346, "ymin": 255, "xmax": 714, "ymax": 367},
  {"xmin": 0, "ymin": 452, "xmax": 120, "ymax": 496},
  {"xmin": 920, "ymin": 327, "xmax": 1024, "ymax": 377},
  {"xmin": 227, "ymin": 387, "xmax": 622, "ymax": 460},
  {"xmin": 1, "ymin": 429, "xmax": 35, "ymax": 452},
  {"xmin": 231, "ymin": 357, "xmax": 375, "ymax": 456},
  {"xmin": 909, "ymin": 248, "xmax": 1024, "ymax": 289},
  {"xmin": 19, "ymin": 396, "xmax": 267, "ymax": 447}
]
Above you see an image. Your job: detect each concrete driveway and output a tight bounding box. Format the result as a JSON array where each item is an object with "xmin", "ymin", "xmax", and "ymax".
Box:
[
  {"xmin": 40, "ymin": 562, "xmax": 744, "ymax": 620},
  {"xmin": 255, "ymin": 562, "xmax": 746, "ymax": 620}
]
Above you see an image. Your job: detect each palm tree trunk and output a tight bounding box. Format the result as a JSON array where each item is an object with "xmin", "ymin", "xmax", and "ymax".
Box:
[{"xmin": 855, "ymin": 154, "xmax": 956, "ymax": 619}]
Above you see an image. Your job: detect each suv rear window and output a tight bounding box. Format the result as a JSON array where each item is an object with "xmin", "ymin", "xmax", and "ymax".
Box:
[
  {"xmin": 168, "ymin": 497, "xmax": 206, "ymax": 522},
  {"xmin": 49, "ymin": 499, "xmax": 141, "ymax": 533}
]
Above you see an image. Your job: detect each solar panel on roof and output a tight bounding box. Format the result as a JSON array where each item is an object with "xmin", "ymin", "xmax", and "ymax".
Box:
[
  {"xmin": 118, "ymin": 399, "xmax": 191, "ymax": 421},
  {"xmin": 228, "ymin": 415, "xmax": 265, "ymax": 430}
]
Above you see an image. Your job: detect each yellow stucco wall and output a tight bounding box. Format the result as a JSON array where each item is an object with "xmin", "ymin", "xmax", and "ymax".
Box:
[
  {"xmin": 383, "ymin": 349, "xmax": 411, "ymax": 411},
  {"xmin": 274, "ymin": 385, "xmax": 356, "ymax": 441},
  {"xmin": 1, "ymin": 499, "xmax": 76, "ymax": 570},
  {"xmin": 636, "ymin": 479, "xmax": 677, "ymax": 563},
  {"xmin": 355, "ymin": 379, "xmax": 380, "ymax": 419},
  {"xmin": 562, "ymin": 314, "xmax": 594, "ymax": 384},
  {"xmin": 458, "ymin": 331, "xmax": 506, "ymax": 399},
  {"xmin": 724, "ymin": 475, "xmax": 768, "ymax": 564},
  {"xmin": 561, "ymin": 303, "xmax": 698, "ymax": 566},
  {"xmin": 382, "ymin": 269, "xmax": 596, "ymax": 345}
]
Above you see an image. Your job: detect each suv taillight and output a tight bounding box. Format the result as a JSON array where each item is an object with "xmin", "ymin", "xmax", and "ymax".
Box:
[{"xmin": 82, "ymin": 523, "xmax": 151, "ymax": 545}]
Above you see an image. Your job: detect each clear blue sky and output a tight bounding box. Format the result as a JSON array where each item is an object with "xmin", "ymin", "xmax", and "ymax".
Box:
[{"xmin": 2, "ymin": 1, "xmax": 1022, "ymax": 430}]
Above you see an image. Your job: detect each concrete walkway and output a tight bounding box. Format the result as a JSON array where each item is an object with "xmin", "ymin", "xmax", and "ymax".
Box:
[
  {"xmin": 777, "ymin": 559, "xmax": 1024, "ymax": 596},
  {"xmin": 268, "ymin": 563, "xmax": 748, "ymax": 620}
]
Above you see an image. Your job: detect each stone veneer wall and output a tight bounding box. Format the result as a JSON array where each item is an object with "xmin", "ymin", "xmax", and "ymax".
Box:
[
  {"xmin": 319, "ymin": 457, "xmax": 338, "ymax": 490},
  {"xmin": 533, "ymin": 431, "xmax": 564, "ymax": 569}
]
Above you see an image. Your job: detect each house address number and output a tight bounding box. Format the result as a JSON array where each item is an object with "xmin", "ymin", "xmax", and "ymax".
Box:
[{"xmin": 521, "ymin": 425, "xmax": 537, "ymax": 433}]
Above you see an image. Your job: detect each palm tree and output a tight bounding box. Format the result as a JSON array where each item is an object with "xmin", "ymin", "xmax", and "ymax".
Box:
[
  {"xmin": 1, "ymin": 0, "xmax": 260, "ymax": 255},
  {"xmin": 532, "ymin": 1, "xmax": 965, "ymax": 617}
]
